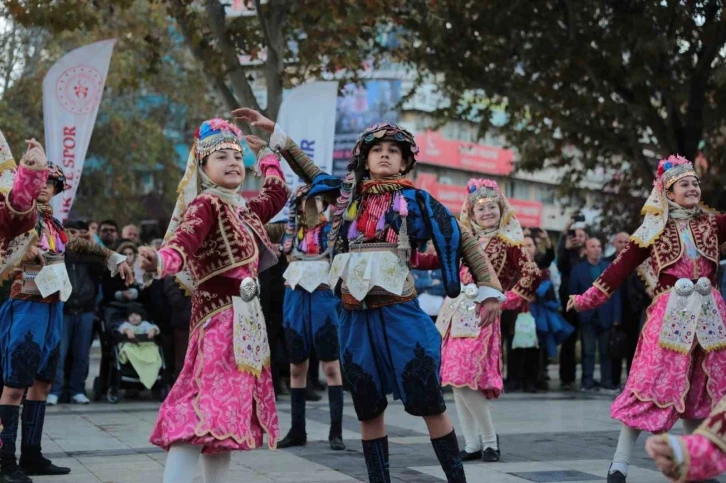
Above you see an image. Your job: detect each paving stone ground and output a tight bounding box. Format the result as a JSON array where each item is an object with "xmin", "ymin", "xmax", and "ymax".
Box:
[{"xmin": 30, "ymin": 349, "xmax": 726, "ymax": 482}]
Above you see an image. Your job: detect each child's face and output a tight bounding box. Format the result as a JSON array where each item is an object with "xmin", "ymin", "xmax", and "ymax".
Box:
[{"xmin": 128, "ymin": 313, "xmax": 142, "ymax": 325}]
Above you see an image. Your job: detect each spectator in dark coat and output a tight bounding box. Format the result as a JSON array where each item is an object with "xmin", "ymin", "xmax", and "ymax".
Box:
[
  {"xmin": 49, "ymin": 221, "xmax": 104, "ymax": 405},
  {"xmin": 556, "ymin": 222, "xmax": 587, "ymax": 390},
  {"xmin": 569, "ymin": 238, "xmax": 621, "ymax": 391},
  {"xmin": 606, "ymin": 232, "xmax": 650, "ymax": 387}
]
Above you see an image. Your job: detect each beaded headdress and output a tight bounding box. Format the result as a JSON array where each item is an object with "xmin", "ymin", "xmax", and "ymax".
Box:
[
  {"xmin": 349, "ymin": 123, "xmax": 419, "ymax": 174},
  {"xmin": 632, "ymin": 154, "xmax": 706, "ymax": 247},
  {"xmin": 194, "ymin": 118, "xmax": 243, "ymax": 161},
  {"xmin": 47, "ymin": 162, "xmax": 70, "ymax": 193},
  {"xmin": 460, "ymin": 178, "xmax": 523, "ymax": 245}
]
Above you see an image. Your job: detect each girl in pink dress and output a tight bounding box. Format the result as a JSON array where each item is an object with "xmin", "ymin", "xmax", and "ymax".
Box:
[
  {"xmin": 437, "ymin": 179, "xmax": 540, "ymax": 462},
  {"xmin": 139, "ymin": 119, "xmax": 289, "ymax": 483},
  {"xmin": 568, "ymin": 156, "xmax": 726, "ymax": 483}
]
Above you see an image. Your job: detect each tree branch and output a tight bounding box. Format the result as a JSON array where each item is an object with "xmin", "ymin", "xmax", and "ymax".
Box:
[
  {"xmin": 255, "ymin": 0, "xmax": 287, "ymax": 120},
  {"xmin": 203, "ymin": 0, "xmax": 262, "ymax": 112}
]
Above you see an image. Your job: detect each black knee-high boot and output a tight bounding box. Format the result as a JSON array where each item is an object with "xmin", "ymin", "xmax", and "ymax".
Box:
[
  {"xmin": 0, "ymin": 405, "xmax": 21, "ymax": 474},
  {"xmin": 328, "ymin": 385, "xmax": 345, "ymax": 450},
  {"xmin": 362, "ymin": 436, "xmax": 390, "ymax": 483},
  {"xmin": 19, "ymin": 400, "xmax": 69, "ymax": 476},
  {"xmin": 431, "ymin": 430, "xmax": 467, "ymax": 483},
  {"xmin": 278, "ymin": 388, "xmax": 307, "ymax": 448}
]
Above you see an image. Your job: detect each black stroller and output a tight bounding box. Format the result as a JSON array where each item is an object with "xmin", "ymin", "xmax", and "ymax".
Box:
[{"xmin": 92, "ymin": 301, "xmax": 171, "ymax": 403}]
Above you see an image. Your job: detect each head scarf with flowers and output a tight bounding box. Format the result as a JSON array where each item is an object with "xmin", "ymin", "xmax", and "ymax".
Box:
[
  {"xmin": 631, "ymin": 155, "xmax": 708, "ymax": 247},
  {"xmin": 460, "ymin": 178, "xmax": 524, "ymax": 245}
]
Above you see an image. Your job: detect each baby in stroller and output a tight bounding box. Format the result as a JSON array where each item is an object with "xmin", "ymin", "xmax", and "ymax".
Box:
[
  {"xmin": 116, "ymin": 307, "xmax": 162, "ymax": 391},
  {"xmin": 118, "ymin": 307, "xmax": 160, "ymax": 340}
]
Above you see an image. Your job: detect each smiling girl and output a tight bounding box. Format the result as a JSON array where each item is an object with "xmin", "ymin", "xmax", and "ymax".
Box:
[
  {"xmin": 568, "ymin": 155, "xmax": 726, "ymax": 483},
  {"xmin": 436, "ymin": 179, "xmax": 541, "ymax": 464},
  {"xmin": 139, "ymin": 119, "xmax": 289, "ymax": 483}
]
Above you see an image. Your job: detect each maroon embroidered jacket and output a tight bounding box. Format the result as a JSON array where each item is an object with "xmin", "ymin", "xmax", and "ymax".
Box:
[
  {"xmin": 163, "ymin": 174, "xmax": 289, "ymax": 330},
  {"xmin": 592, "ymin": 214, "xmax": 726, "ymax": 299}
]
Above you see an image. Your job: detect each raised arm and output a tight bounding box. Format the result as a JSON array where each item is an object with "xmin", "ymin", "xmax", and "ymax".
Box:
[
  {"xmin": 570, "ymin": 241, "xmax": 650, "ymax": 312},
  {"xmin": 232, "ymin": 107, "xmax": 324, "ymax": 185},
  {"xmin": 247, "ymin": 148, "xmax": 290, "ymax": 223},
  {"xmin": 0, "ymin": 142, "xmax": 49, "ymax": 239},
  {"xmin": 65, "ymin": 232, "xmax": 132, "ymax": 283}
]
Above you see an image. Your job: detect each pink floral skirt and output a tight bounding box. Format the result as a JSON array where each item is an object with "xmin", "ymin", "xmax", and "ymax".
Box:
[
  {"xmin": 611, "ymin": 292, "xmax": 726, "ymax": 433},
  {"xmin": 440, "ymin": 316, "xmax": 502, "ymax": 399},
  {"xmin": 149, "ymin": 308, "xmax": 280, "ymax": 453}
]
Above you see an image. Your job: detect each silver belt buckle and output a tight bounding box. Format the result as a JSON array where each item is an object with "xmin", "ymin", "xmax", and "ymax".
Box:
[{"xmin": 240, "ymin": 277, "xmax": 260, "ymax": 302}]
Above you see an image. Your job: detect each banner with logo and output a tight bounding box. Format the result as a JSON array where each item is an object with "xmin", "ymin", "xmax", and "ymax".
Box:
[
  {"xmin": 273, "ymin": 81, "xmax": 338, "ymax": 222},
  {"xmin": 333, "ymin": 80, "xmax": 401, "ymax": 178},
  {"xmin": 45, "ymin": 39, "xmax": 115, "ymax": 221}
]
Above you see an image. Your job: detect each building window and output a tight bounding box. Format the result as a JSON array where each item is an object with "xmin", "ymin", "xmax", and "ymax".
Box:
[
  {"xmin": 534, "ymin": 184, "xmax": 555, "ymax": 204},
  {"xmin": 506, "ymin": 180, "xmax": 530, "ymax": 200}
]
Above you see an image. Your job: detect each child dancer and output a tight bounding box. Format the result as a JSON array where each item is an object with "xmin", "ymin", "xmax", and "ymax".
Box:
[
  {"xmin": 437, "ymin": 179, "xmax": 540, "ymax": 462},
  {"xmin": 277, "ymin": 186, "xmax": 345, "ymax": 451},
  {"xmin": 233, "ymin": 108, "xmax": 504, "ymax": 483},
  {"xmin": 568, "ymin": 155, "xmax": 726, "ymax": 483},
  {"xmin": 139, "ymin": 120, "xmax": 289, "ymax": 483},
  {"xmin": 0, "ymin": 136, "xmax": 132, "ymax": 483}
]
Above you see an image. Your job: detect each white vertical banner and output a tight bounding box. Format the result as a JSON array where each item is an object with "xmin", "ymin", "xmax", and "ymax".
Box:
[
  {"xmin": 272, "ymin": 81, "xmax": 337, "ymax": 222},
  {"xmin": 44, "ymin": 39, "xmax": 115, "ymax": 221}
]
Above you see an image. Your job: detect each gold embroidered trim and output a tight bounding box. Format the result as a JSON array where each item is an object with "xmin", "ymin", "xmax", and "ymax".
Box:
[{"xmin": 4, "ymin": 195, "xmax": 35, "ymax": 218}]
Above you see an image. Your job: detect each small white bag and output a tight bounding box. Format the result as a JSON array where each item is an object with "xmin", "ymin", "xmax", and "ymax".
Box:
[{"xmin": 512, "ymin": 312, "xmax": 538, "ymax": 349}]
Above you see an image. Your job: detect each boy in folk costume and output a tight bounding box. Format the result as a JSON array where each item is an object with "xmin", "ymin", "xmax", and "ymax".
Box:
[
  {"xmin": 278, "ymin": 186, "xmax": 346, "ymax": 451},
  {"xmin": 437, "ymin": 179, "xmax": 540, "ymax": 462},
  {"xmin": 233, "ymin": 108, "xmax": 504, "ymax": 483},
  {"xmin": 568, "ymin": 155, "xmax": 726, "ymax": 483},
  {"xmin": 139, "ymin": 119, "xmax": 289, "ymax": 483},
  {"xmin": 0, "ymin": 136, "xmax": 132, "ymax": 483}
]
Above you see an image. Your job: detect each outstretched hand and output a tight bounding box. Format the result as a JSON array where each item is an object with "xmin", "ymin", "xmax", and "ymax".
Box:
[
  {"xmin": 645, "ymin": 435, "xmax": 680, "ymax": 481},
  {"xmin": 118, "ymin": 261, "xmax": 133, "ymax": 286},
  {"xmin": 244, "ymin": 135, "xmax": 267, "ymax": 154},
  {"xmin": 566, "ymin": 296, "xmax": 577, "ymax": 312},
  {"xmin": 138, "ymin": 246, "xmax": 159, "ymax": 273},
  {"xmin": 478, "ymin": 298, "xmax": 501, "ymax": 327},
  {"xmin": 231, "ymin": 108, "xmax": 275, "ymax": 133},
  {"xmin": 23, "ymin": 139, "xmax": 48, "ymax": 169}
]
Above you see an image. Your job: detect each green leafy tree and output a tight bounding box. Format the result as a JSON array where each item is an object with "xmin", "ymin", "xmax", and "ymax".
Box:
[
  {"xmin": 393, "ymin": 1, "xmax": 726, "ymax": 230},
  {"xmin": 1, "ymin": 0, "xmax": 216, "ymax": 225}
]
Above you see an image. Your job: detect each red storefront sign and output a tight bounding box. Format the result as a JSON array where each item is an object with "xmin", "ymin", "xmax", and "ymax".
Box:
[
  {"xmin": 415, "ymin": 130, "xmax": 514, "ymax": 176},
  {"xmin": 414, "ymin": 174, "xmax": 543, "ymax": 227}
]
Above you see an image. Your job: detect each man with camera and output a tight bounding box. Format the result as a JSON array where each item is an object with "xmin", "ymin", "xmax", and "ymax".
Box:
[{"xmin": 556, "ymin": 213, "xmax": 587, "ymax": 390}]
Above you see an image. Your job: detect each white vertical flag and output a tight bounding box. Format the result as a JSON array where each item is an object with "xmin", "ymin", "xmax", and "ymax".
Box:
[
  {"xmin": 44, "ymin": 39, "xmax": 115, "ymax": 221},
  {"xmin": 272, "ymin": 81, "xmax": 337, "ymax": 222}
]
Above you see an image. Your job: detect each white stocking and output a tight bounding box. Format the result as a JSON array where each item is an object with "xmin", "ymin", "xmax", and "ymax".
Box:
[
  {"xmin": 202, "ymin": 451, "xmax": 231, "ymax": 483},
  {"xmin": 163, "ymin": 444, "xmax": 202, "ymax": 483},
  {"xmin": 454, "ymin": 386, "xmax": 498, "ymax": 450},
  {"xmin": 610, "ymin": 424, "xmax": 641, "ymax": 476},
  {"xmin": 453, "ymin": 388, "xmax": 481, "ymax": 452},
  {"xmin": 682, "ymin": 418, "xmax": 703, "ymax": 435}
]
